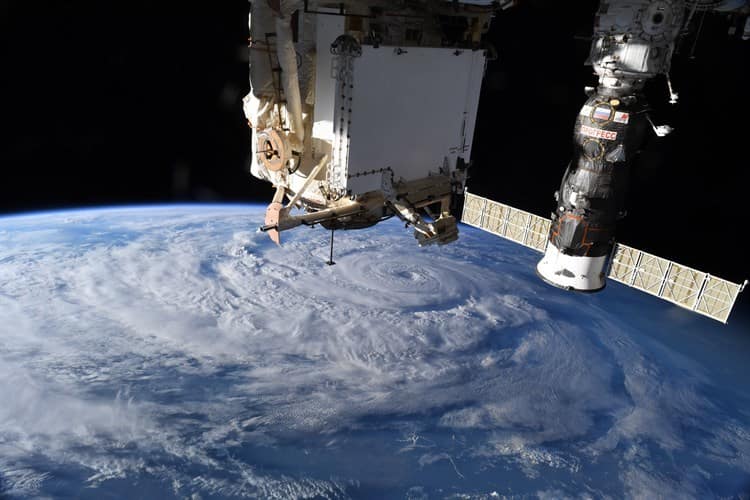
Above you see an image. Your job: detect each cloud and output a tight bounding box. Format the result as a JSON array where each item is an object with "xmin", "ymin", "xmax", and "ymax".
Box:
[{"xmin": 0, "ymin": 206, "xmax": 748, "ymax": 497}]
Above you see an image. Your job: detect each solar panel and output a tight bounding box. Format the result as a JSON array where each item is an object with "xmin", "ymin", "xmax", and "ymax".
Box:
[
  {"xmin": 461, "ymin": 191, "xmax": 550, "ymax": 253},
  {"xmin": 695, "ymin": 276, "xmax": 744, "ymax": 324},
  {"xmin": 607, "ymin": 243, "xmax": 746, "ymax": 323},
  {"xmin": 461, "ymin": 191, "xmax": 746, "ymax": 323}
]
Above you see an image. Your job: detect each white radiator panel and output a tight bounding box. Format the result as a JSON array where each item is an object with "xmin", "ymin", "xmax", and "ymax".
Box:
[{"xmin": 344, "ymin": 46, "xmax": 485, "ymax": 195}]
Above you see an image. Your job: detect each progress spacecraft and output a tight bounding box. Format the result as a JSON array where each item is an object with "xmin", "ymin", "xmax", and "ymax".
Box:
[{"xmin": 243, "ymin": 0, "xmax": 748, "ymax": 323}]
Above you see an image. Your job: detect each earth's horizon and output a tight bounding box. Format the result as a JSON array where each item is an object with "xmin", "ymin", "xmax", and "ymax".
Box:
[{"xmin": 1, "ymin": 204, "xmax": 748, "ymax": 499}]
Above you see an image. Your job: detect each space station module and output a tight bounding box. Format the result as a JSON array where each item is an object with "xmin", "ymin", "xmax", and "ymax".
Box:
[
  {"xmin": 243, "ymin": 0, "xmax": 748, "ymax": 322},
  {"xmin": 244, "ymin": 0, "xmax": 497, "ymax": 245}
]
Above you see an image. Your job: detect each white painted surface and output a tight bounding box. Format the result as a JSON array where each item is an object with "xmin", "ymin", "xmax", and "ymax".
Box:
[
  {"xmin": 312, "ymin": 12, "xmax": 345, "ymax": 142},
  {"xmin": 536, "ymin": 244, "xmax": 608, "ymax": 292},
  {"xmin": 344, "ymin": 46, "xmax": 486, "ymax": 195}
]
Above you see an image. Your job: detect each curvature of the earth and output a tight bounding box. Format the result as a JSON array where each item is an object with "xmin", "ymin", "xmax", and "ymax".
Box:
[{"xmin": 0, "ymin": 204, "xmax": 748, "ymax": 499}]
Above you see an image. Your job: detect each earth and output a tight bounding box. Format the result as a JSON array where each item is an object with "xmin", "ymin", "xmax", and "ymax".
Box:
[{"xmin": 1, "ymin": 204, "xmax": 749, "ymax": 499}]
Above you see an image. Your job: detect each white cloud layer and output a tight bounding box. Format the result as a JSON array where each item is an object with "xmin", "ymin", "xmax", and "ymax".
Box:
[{"xmin": 0, "ymin": 205, "xmax": 748, "ymax": 498}]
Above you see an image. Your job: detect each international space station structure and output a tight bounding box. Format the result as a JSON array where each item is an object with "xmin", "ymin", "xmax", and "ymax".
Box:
[
  {"xmin": 246, "ymin": 0, "xmax": 495, "ymax": 246},
  {"xmin": 243, "ymin": 0, "xmax": 748, "ymax": 322}
]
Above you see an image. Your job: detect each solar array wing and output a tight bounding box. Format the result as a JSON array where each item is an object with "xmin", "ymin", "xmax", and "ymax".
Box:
[
  {"xmin": 608, "ymin": 244, "xmax": 746, "ymax": 323},
  {"xmin": 461, "ymin": 191, "xmax": 746, "ymax": 323},
  {"xmin": 461, "ymin": 191, "xmax": 550, "ymax": 253}
]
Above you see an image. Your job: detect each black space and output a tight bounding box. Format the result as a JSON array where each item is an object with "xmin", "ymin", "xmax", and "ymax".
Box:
[{"xmin": 2, "ymin": 1, "xmax": 748, "ymax": 287}]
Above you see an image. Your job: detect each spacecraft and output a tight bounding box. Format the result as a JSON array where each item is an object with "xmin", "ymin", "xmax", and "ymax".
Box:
[{"xmin": 243, "ymin": 0, "xmax": 748, "ymax": 323}]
